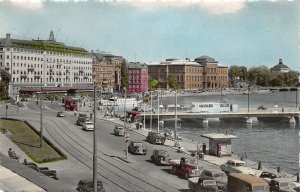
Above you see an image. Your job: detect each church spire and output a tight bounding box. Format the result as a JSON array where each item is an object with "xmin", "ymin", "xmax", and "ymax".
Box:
[{"xmin": 48, "ymin": 30, "xmax": 55, "ymax": 41}]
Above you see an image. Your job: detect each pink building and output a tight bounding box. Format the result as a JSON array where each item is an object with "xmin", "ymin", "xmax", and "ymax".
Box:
[{"xmin": 127, "ymin": 62, "xmax": 148, "ymax": 94}]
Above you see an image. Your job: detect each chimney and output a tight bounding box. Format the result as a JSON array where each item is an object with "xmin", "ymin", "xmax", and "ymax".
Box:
[{"xmin": 6, "ymin": 34, "xmax": 10, "ymax": 39}]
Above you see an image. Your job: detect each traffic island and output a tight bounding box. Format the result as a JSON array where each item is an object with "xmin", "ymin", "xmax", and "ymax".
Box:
[{"xmin": 0, "ymin": 118, "xmax": 67, "ymax": 163}]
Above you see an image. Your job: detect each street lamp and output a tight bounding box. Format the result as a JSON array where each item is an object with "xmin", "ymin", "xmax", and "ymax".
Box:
[
  {"xmin": 247, "ymin": 85, "xmax": 252, "ymax": 124},
  {"xmin": 93, "ymin": 83, "xmax": 97, "ymax": 192},
  {"xmin": 124, "ymin": 87, "xmax": 127, "ymax": 130}
]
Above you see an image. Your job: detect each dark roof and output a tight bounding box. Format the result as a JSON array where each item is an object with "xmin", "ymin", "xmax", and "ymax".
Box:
[
  {"xmin": 271, "ymin": 59, "xmax": 290, "ymax": 71},
  {"xmin": 0, "ymin": 34, "xmax": 89, "ymax": 55},
  {"xmin": 195, "ymin": 55, "xmax": 216, "ymax": 62},
  {"xmin": 127, "ymin": 62, "xmax": 147, "ymax": 69}
]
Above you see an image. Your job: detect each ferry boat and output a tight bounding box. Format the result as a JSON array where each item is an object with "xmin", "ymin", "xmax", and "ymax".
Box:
[
  {"xmin": 99, "ymin": 97, "xmax": 143, "ymax": 107},
  {"xmin": 190, "ymin": 102, "xmax": 238, "ymax": 113}
]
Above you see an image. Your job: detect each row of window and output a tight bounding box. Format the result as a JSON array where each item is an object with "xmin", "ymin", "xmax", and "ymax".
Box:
[{"xmin": 12, "ymin": 77, "xmax": 92, "ymax": 83}]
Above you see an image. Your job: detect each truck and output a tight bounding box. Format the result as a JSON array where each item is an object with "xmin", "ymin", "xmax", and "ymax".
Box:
[
  {"xmin": 169, "ymin": 157, "xmax": 203, "ymax": 179},
  {"xmin": 188, "ymin": 176, "xmax": 218, "ymax": 192},
  {"xmin": 77, "ymin": 113, "xmax": 88, "ymax": 126},
  {"xmin": 227, "ymin": 173, "xmax": 269, "ymax": 192}
]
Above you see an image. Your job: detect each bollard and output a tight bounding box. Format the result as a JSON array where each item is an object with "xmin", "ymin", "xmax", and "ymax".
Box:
[
  {"xmin": 297, "ymin": 172, "xmax": 300, "ymax": 183},
  {"xmin": 277, "ymin": 166, "xmax": 281, "ymax": 173},
  {"xmin": 258, "ymin": 161, "xmax": 262, "ymax": 170}
]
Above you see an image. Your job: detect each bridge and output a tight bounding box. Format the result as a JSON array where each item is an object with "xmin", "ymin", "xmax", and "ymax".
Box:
[{"xmin": 138, "ymin": 108, "xmax": 300, "ymax": 123}]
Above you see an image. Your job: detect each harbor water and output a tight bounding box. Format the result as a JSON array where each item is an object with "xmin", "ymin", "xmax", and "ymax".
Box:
[{"xmin": 147, "ymin": 91, "xmax": 300, "ymax": 174}]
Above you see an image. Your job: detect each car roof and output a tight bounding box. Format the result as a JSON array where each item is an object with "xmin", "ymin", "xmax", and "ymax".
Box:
[
  {"xmin": 203, "ymin": 169, "xmax": 225, "ymax": 174},
  {"xmin": 229, "ymin": 173, "xmax": 268, "ymax": 186},
  {"xmin": 199, "ymin": 176, "xmax": 216, "ymax": 182}
]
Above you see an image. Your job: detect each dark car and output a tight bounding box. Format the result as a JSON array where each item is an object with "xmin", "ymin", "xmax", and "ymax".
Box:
[
  {"xmin": 200, "ymin": 169, "xmax": 227, "ymax": 191},
  {"xmin": 269, "ymin": 178, "xmax": 294, "ymax": 192},
  {"xmin": 56, "ymin": 111, "xmax": 65, "ymax": 117},
  {"xmin": 150, "ymin": 149, "xmax": 170, "ymax": 166},
  {"xmin": 114, "ymin": 126, "xmax": 125, "ymax": 136},
  {"xmin": 128, "ymin": 141, "xmax": 147, "ymax": 155},
  {"xmin": 146, "ymin": 131, "xmax": 166, "ymax": 145},
  {"xmin": 188, "ymin": 176, "xmax": 218, "ymax": 192},
  {"xmin": 259, "ymin": 171, "xmax": 282, "ymax": 183},
  {"xmin": 77, "ymin": 178, "xmax": 105, "ymax": 192}
]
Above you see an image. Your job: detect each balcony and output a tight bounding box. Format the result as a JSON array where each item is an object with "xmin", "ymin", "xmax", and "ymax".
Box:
[
  {"xmin": 66, "ymin": 69, "xmax": 70, "ymax": 73},
  {"xmin": 20, "ymin": 74, "xmax": 28, "ymax": 79},
  {"xmin": 49, "ymin": 68, "xmax": 53, "ymax": 72},
  {"xmin": 79, "ymin": 69, "xmax": 84, "ymax": 73},
  {"xmin": 28, "ymin": 67, "xmax": 35, "ymax": 72},
  {"xmin": 34, "ymin": 75, "xmax": 41, "ymax": 79},
  {"xmin": 74, "ymin": 75, "xmax": 79, "ymax": 79},
  {"xmin": 5, "ymin": 67, "xmax": 10, "ymax": 71},
  {"xmin": 84, "ymin": 76, "xmax": 88, "ymax": 79},
  {"xmin": 57, "ymin": 73, "xmax": 62, "ymax": 76}
]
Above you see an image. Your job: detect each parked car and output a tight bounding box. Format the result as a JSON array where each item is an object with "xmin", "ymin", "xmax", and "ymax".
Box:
[
  {"xmin": 294, "ymin": 187, "xmax": 300, "ymax": 192},
  {"xmin": 77, "ymin": 178, "xmax": 105, "ymax": 192},
  {"xmin": 146, "ymin": 131, "xmax": 166, "ymax": 145},
  {"xmin": 200, "ymin": 169, "xmax": 227, "ymax": 191},
  {"xmin": 128, "ymin": 141, "xmax": 147, "ymax": 155},
  {"xmin": 24, "ymin": 162, "xmax": 58, "ymax": 180},
  {"xmin": 83, "ymin": 121, "xmax": 94, "ymax": 131},
  {"xmin": 259, "ymin": 171, "xmax": 283, "ymax": 183},
  {"xmin": 188, "ymin": 176, "xmax": 218, "ymax": 192},
  {"xmin": 150, "ymin": 149, "xmax": 170, "ymax": 166},
  {"xmin": 269, "ymin": 178, "xmax": 295, "ymax": 192},
  {"xmin": 56, "ymin": 111, "xmax": 65, "ymax": 117},
  {"xmin": 220, "ymin": 159, "xmax": 255, "ymax": 175},
  {"xmin": 114, "ymin": 126, "xmax": 125, "ymax": 136}
]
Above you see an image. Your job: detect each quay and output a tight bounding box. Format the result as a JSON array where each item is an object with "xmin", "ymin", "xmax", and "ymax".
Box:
[{"xmin": 139, "ymin": 108, "xmax": 300, "ymax": 122}]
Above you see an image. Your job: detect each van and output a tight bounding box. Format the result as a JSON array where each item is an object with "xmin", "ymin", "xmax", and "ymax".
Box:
[{"xmin": 228, "ymin": 173, "xmax": 269, "ymax": 192}]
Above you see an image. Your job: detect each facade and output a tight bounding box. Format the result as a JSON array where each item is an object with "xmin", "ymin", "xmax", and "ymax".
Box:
[
  {"xmin": 127, "ymin": 62, "xmax": 148, "ymax": 94},
  {"xmin": 194, "ymin": 55, "xmax": 228, "ymax": 89},
  {"xmin": 92, "ymin": 51, "xmax": 124, "ymax": 91},
  {"xmin": 148, "ymin": 59, "xmax": 204, "ymax": 90},
  {"xmin": 270, "ymin": 59, "xmax": 290, "ymax": 73},
  {"xmin": 0, "ymin": 32, "xmax": 93, "ymax": 97},
  {"xmin": 148, "ymin": 56, "xmax": 228, "ymax": 90}
]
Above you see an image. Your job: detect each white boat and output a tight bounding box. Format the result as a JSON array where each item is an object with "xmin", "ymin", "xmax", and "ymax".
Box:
[
  {"xmin": 190, "ymin": 102, "xmax": 238, "ymax": 113},
  {"xmin": 99, "ymin": 97, "xmax": 143, "ymax": 107}
]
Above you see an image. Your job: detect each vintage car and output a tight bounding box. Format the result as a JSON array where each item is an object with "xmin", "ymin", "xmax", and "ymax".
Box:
[
  {"xmin": 220, "ymin": 159, "xmax": 255, "ymax": 175},
  {"xmin": 146, "ymin": 131, "xmax": 166, "ymax": 145},
  {"xmin": 77, "ymin": 178, "xmax": 105, "ymax": 192},
  {"xmin": 200, "ymin": 169, "xmax": 227, "ymax": 191},
  {"xmin": 77, "ymin": 113, "xmax": 88, "ymax": 126},
  {"xmin": 128, "ymin": 141, "xmax": 147, "ymax": 155},
  {"xmin": 56, "ymin": 111, "xmax": 65, "ymax": 117},
  {"xmin": 169, "ymin": 157, "xmax": 203, "ymax": 179},
  {"xmin": 269, "ymin": 178, "xmax": 295, "ymax": 192},
  {"xmin": 83, "ymin": 121, "xmax": 94, "ymax": 131},
  {"xmin": 114, "ymin": 126, "xmax": 125, "ymax": 136},
  {"xmin": 259, "ymin": 171, "xmax": 284, "ymax": 184},
  {"xmin": 188, "ymin": 176, "xmax": 218, "ymax": 192},
  {"xmin": 150, "ymin": 149, "xmax": 170, "ymax": 166}
]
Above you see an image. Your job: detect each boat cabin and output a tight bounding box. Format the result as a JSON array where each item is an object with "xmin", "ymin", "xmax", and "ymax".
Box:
[{"xmin": 201, "ymin": 133, "xmax": 238, "ymax": 157}]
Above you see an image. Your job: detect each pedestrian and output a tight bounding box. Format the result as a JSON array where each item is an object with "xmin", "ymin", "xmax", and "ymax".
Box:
[
  {"xmin": 8, "ymin": 148, "xmax": 12, "ymax": 157},
  {"xmin": 202, "ymin": 143, "xmax": 206, "ymax": 154},
  {"xmin": 23, "ymin": 158, "xmax": 27, "ymax": 165}
]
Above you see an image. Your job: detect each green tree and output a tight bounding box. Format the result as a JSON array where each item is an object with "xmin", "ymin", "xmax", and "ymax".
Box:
[
  {"xmin": 248, "ymin": 66, "xmax": 270, "ymax": 86},
  {"xmin": 148, "ymin": 78, "xmax": 158, "ymax": 91},
  {"xmin": 120, "ymin": 60, "xmax": 129, "ymax": 89},
  {"xmin": 167, "ymin": 74, "xmax": 178, "ymax": 90},
  {"xmin": 0, "ymin": 69, "xmax": 10, "ymax": 100},
  {"xmin": 283, "ymin": 71, "xmax": 299, "ymax": 86}
]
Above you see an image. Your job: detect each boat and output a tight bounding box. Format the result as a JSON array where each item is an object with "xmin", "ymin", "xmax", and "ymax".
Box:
[
  {"xmin": 99, "ymin": 97, "xmax": 143, "ymax": 107},
  {"xmin": 190, "ymin": 102, "xmax": 238, "ymax": 113}
]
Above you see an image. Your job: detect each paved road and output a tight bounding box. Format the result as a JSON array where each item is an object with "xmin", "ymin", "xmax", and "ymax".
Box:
[{"xmin": 0, "ymin": 100, "xmax": 220, "ymax": 191}]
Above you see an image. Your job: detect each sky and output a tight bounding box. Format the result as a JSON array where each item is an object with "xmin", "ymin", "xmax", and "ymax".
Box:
[{"xmin": 0, "ymin": 0, "xmax": 299, "ymax": 70}]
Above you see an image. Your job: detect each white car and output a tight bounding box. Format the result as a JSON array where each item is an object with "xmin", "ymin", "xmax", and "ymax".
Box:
[
  {"xmin": 220, "ymin": 159, "xmax": 255, "ymax": 175},
  {"xmin": 82, "ymin": 121, "xmax": 94, "ymax": 131}
]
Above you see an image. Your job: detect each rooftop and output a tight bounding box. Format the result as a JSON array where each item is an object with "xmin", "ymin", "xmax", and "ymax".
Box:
[{"xmin": 201, "ymin": 133, "xmax": 238, "ymax": 139}]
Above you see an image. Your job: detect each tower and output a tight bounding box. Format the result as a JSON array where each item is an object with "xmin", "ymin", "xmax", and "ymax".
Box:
[{"xmin": 48, "ymin": 30, "xmax": 55, "ymax": 41}]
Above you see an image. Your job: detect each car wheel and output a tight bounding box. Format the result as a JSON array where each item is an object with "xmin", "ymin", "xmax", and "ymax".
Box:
[
  {"xmin": 184, "ymin": 172, "xmax": 190, "ymax": 180},
  {"xmin": 172, "ymin": 166, "xmax": 177, "ymax": 175}
]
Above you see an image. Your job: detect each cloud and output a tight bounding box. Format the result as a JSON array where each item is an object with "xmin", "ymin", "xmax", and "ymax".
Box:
[
  {"xmin": 197, "ymin": 0, "xmax": 246, "ymax": 14},
  {"xmin": 2, "ymin": 0, "xmax": 44, "ymax": 10}
]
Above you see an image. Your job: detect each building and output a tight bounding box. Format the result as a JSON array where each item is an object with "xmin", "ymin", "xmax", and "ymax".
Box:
[
  {"xmin": 0, "ymin": 32, "xmax": 93, "ymax": 97},
  {"xmin": 148, "ymin": 58, "xmax": 204, "ymax": 90},
  {"xmin": 270, "ymin": 59, "xmax": 290, "ymax": 73},
  {"xmin": 127, "ymin": 62, "xmax": 148, "ymax": 94},
  {"xmin": 194, "ymin": 55, "xmax": 228, "ymax": 89},
  {"xmin": 148, "ymin": 56, "xmax": 228, "ymax": 90},
  {"xmin": 92, "ymin": 51, "xmax": 124, "ymax": 91}
]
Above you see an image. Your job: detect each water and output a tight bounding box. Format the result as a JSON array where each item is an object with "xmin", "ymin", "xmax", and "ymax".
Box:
[{"xmin": 147, "ymin": 91, "xmax": 300, "ymax": 174}]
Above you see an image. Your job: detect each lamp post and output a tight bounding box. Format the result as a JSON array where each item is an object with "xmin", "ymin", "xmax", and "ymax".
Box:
[
  {"xmin": 5, "ymin": 105, "xmax": 8, "ymax": 118},
  {"xmin": 174, "ymin": 90, "xmax": 177, "ymax": 141},
  {"xmin": 150, "ymin": 90, "xmax": 152, "ymax": 131},
  {"xmin": 157, "ymin": 90, "xmax": 160, "ymax": 133},
  {"xmin": 143, "ymin": 102, "xmax": 146, "ymax": 129},
  {"xmin": 124, "ymin": 87, "xmax": 127, "ymax": 130},
  {"xmin": 93, "ymin": 83, "xmax": 97, "ymax": 192},
  {"xmin": 40, "ymin": 51, "xmax": 46, "ymax": 149},
  {"xmin": 246, "ymin": 85, "xmax": 252, "ymax": 124},
  {"xmin": 220, "ymin": 88, "xmax": 223, "ymax": 103},
  {"xmin": 296, "ymin": 88, "xmax": 298, "ymax": 109}
]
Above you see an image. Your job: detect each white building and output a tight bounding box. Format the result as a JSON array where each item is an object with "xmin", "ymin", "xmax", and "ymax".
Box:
[{"xmin": 0, "ymin": 31, "xmax": 93, "ymax": 97}]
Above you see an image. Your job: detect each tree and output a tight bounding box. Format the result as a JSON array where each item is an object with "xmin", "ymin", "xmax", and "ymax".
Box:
[
  {"xmin": 283, "ymin": 71, "xmax": 299, "ymax": 86},
  {"xmin": 0, "ymin": 69, "xmax": 10, "ymax": 100},
  {"xmin": 167, "ymin": 74, "xmax": 178, "ymax": 90},
  {"xmin": 148, "ymin": 78, "xmax": 158, "ymax": 91},
  {"xmin": 248, "ymin": 66, "xmax": 270, "ymax": 86},
  {"xmin": 120, "ymin": 60, "xmax": 129, "ymax": 89}
]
